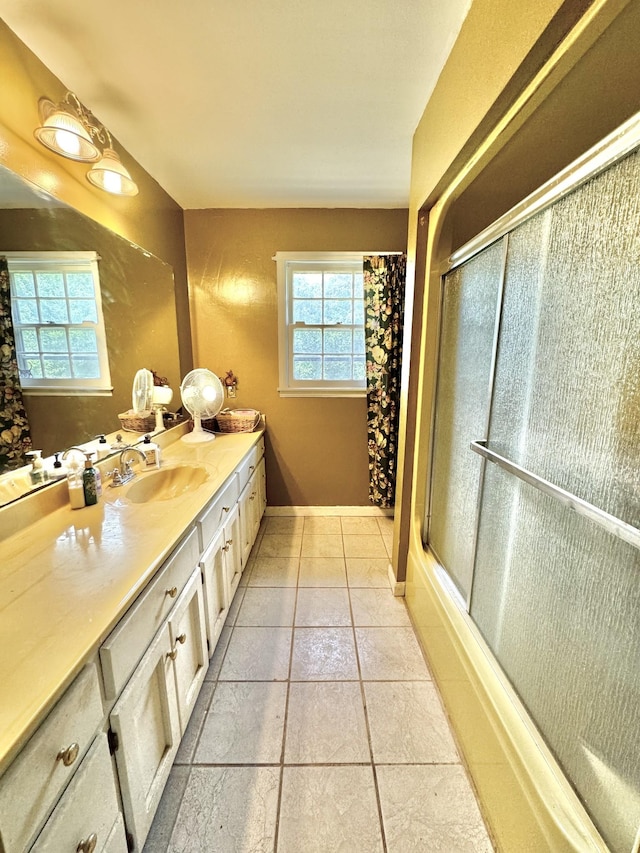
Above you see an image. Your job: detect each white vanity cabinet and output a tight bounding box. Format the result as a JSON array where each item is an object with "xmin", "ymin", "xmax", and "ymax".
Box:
[
  {"xmin": 103, "ymin": 561, "xmax": 208, "ymax": 851},
  {"xmin": 238, "ymin": 440, "xmax": 266, "ymax": 568},
  {"xmin": 0, "ymin": 663, "xmax": 115, "ymax": 853},
  {"xmin": 31, "ymin": 733, "xmax": 126, "ymax": 853}
]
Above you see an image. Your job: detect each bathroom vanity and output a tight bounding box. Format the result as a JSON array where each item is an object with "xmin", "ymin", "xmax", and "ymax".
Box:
[{"xmin": 0, "ymin": 424, "xmax": 266, "ymax": 852}]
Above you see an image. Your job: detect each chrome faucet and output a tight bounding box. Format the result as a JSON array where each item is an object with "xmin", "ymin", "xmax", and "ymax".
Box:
[{"xmin": 109, "ymin": 446, "xmax": 146, "ymax": 487}]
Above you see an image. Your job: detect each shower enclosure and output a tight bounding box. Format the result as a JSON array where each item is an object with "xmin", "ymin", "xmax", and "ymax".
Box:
[{"xmin": 425, "ymin": 116, "xmax": 640, "ymax": 853}]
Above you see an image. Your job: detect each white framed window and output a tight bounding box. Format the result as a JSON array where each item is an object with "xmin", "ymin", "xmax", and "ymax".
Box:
[
  {"xmin": 275, "ymin": 251, "xmax": 366, "ymax": 397},
  {"xmin": 5, "ymin": 251, "xmax": 112, "ymax": 395}
]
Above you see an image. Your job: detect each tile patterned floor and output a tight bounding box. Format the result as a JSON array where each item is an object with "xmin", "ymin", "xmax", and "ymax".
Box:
[{"xmin": 143, "ymin": 515, "xmax": 494, "ymax": 853}]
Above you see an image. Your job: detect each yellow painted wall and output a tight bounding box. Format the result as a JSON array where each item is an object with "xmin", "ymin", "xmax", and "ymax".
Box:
[
  {"xmin": 185, "ymin": 208, "xmax": 408, "ymax": 506},
  {"xmin": 0, "ymin": 19, "xmax": 193, "ymax": 375},
  {"xmin": 398, "ymin": 0, "xmax": 640, "ymax": 850}
]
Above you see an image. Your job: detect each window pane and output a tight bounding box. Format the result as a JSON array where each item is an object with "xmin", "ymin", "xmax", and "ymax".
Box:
[
  {"xmin": 66, "ymin": 272, "xmax": 95, "ymax": 298},
  {"xmin": 71, "ymin": 355, "xmax": 100, "ymax": 378},
  {"xmin": 43, "ymin": 355, "xmax": 72, "ymax": 378},
  {"xmin": 39, "ymin": 327, "xmax": 68, "ymax": 353},
  {"xmin": 16, "ymin": 299, "xmax": 39, "ymax": 323},
  {"xmin": 293, "ymin": 273, "xmax": 322, "ymax": 298},
  {"xmin": 13, "ymin": 272, "xmax": 35, "ymax": 297},
  {"xmin": 324, "ymin": 274, "xmax": 352, "ymax": 298},
  {"xmin": 353, "ymin": 357, "xmax": 366, "ymax": 380},
  {"xmin": 40, "ymin": 299, "xmax": 69, "ymax": 324},
  {"xmin": 324, "ymin": 328, "xmax": 352, "ymax": 354},
  {"xmin": 69, "ymin": 299, "xmax": 98, "ymax": 324},
  {"xmin": 354, "ymin": 273, "xmax": 364, "ymax": 297},
  {"xmin": 35, "ymin": 272, "xmax": 65, "ymax": 297},
  {"xmin": 19, "ymin": 328, "xmax": 38, "ymax": 351},
  {"xmin": 20, "ymin": 356, "xmax": 42, "ymax": 379},
  {"xmin": 324, "ymin": 300, "xmax": 352, "ymax": 324},
  {"xmin": 323, "ymin": 356, "xmax": 352, "ymax": 380},
  {"xmin": 293, "ymin": 328, "xmax": 322, "ymax": 353},
  {"xmin": 353, "ymin": 299, "xmax": 365, "ymax": 325},
  {"xmin": 293, "ymin": 355, "xmax": 322, "ymax": 380},
  {"xmin": 69, "ymin": 328, "xmax": 98, "ymax": 353},
  {"xmin": 353, "ymin": 328, "xmax": 365, "ymax": 354},
  {"xmin": 293, "ymin": 300, "xmax": 322, "ymax": 324}
]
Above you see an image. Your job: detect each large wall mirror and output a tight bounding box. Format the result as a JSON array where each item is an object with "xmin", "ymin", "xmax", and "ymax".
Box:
[{"xmin": 0, "ymin": 163, "xmax": 182, "ymax": 489}]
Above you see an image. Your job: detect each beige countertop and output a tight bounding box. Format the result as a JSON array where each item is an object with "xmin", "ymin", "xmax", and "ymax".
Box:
[{"xmin": 0, "ymin": 426, "xmax": 264, "ymax": 773}]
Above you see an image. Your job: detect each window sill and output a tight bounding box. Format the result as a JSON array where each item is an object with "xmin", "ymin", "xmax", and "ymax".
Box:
[
  {"xmin": 278, "ymin": 387, "xmax": 366, "ymax": 398},
  {"xmin": 22, "ymin": 387, "xmax": 114, "ymax": 397}
]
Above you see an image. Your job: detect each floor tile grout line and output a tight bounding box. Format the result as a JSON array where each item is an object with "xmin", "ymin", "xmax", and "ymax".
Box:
[{"xmin": 344, "ymin": 530, "xmax": 389, "ymax": 853}]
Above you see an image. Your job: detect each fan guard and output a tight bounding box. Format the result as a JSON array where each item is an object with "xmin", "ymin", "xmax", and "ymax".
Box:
[{"xmin": 180, "ymin": 368, "xmax": 224, "ymax": 444}]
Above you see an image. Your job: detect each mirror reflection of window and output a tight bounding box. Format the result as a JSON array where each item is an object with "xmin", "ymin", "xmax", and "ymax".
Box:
[{"xmin": 5, "ymin": 251, "xmax": 112, "ymax": 394}]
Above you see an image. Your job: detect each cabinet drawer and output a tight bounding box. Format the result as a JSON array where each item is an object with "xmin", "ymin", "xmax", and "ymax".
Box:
[
  {"xmin": 31, "ymin": 733, "xmax": 125, "ymax": 853},
  {"xmin": 236, "ymin": 438, "xmax": 264, "ymax": 492},
  {"xmin": 0, "ymin": 663, "xmax": 103, "ymax": 853},
  {"xmin": 100, "ymin": 527, "xmax": 199, "ymax": 700},
  {"xmin": 198, "ymin": 476, "xmax": 239, "ymax": 549}
]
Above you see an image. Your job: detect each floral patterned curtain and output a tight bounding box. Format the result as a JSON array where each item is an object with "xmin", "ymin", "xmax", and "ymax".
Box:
[
  {"xmin": 364, "ymin": 254, "xmax": 406, "ymax": 507},
  {"xmin": 0, "ymin": 256, "xmax": 31, "ymax": 470}
]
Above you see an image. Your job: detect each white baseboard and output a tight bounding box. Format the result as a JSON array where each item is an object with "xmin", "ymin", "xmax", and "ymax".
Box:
[
  {"xmin": 388, "ymin": 562, "xmax": 405, "ymax": 597},
  {"xmin": 265, "ymin": 505, "xmax": 394, "ymax": 517}
]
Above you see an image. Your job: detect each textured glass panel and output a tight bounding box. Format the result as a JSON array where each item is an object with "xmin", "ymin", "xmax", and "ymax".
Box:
[
  {"xmin": 353, "ymin": 357, "xmax": 365, "ymax": 381},
  {"xmin": 471, "ymin": 463, "xmax": 640, "ymax": 853},
  {"xmin": 293, "ymin": 328, "xmax": 322, "ymax": 354},
  {"xmin": 323, "ymin": 356, "xmax": 351, "ymax": 380},
  {"xmin": 353, "ymin": 299, "xmax": 365, "ymax": 325},
  {"xmin": 353, "ymin": 328, "xmax": 365, "ymax": 354},
  {"xmin": 428, "ymin": 241, "xmax": 503, "ymax": 598},
  {"xmin": 293, "ymin": 355, "xmax": 322, "ymax": 380},
  {"xmin": 324, "ymin": 273, "xmax": 352, "ymax": 298},
  {"xmin": 66, "ymin": 272, "xmax": 94, "ymax": 298},
  {"xmin": 43, "ymin": 355, "xmax": 71, "ymax": 378},
  {"xmin": 324, "ymin": 328, "xmax": 352, "ymax": 354},
  {"xmin": 69, "ymin": 299, "xmax": 97, "ymax": 324},
  {"xmin": 16, "ymin": 299, "xmax": 39, "ymax": 323},
  {"xmin": 293, "ymin": 300, "xmax": 322, "ymax": 324},
  {"xmin": 324, "ymin": 300, "xmax": 352, "ymax": 325},
  {"xmin": 354, "ymin": 273, "xmax": 364, "ymax": 297},
  {"xmin": 35, "ymin": 272, "xmax": 65, "ymax": 297},
  {"xmin": 69, "ymin": 328, "xmax": 98, "ymax": 354},
  {"xmin": 19, "ymin": 328, "xmax": 38, "ymax": 351},
  {"xmin": 292, "ymin": 273, "xmax": 322, "ymax": 298},
  {"xmin": 490, "ymin": 150, "xmax": 640, "ymax": 527},
  {"xmin": 39, "ymin": 327, "xmax": 68, "ymax": 353},
  {"xmin": 12, "ymin": 272, "xmax": 35, "ymax": 296},
  {"xmin": 40, "ymin": 299, "xmax": 69, "ymax": 324},
  {"xmin": 71, "ymin": 355, "xmax": 100, "ymax": 378},
  {"xmin": 21, "ymin": 357, "xmax": 42, "ymax": 379}
]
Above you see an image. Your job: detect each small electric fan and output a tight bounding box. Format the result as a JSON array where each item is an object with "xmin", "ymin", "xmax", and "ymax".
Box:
[{"xmin": 179, "ymin": 368, "xmax": 225, "ymax": 444}]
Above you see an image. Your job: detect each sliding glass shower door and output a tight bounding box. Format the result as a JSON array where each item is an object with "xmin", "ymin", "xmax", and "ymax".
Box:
[{"xmin": 425, "ymin": 129, "xmax": 640, "ymax": 852}]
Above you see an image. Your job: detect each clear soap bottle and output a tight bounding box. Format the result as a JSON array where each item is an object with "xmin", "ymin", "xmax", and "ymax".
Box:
[
  {"xmin": 141, "ymin": 434, "xmax": 161, "ymax": 468},
  {"xmin": 67, "ymin": 461, "xmax": 85, "ymax": 509}
]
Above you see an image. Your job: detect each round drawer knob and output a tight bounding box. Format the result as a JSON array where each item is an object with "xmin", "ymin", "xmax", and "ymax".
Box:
[
  {"xmin": 77, "ymin": 833, "xmax": 98, "ymax": 853},
  {"xmin": 222, "ymin": 506, "xmax": 230, "ymax": 513},
  {"xmin": 56, "ymin": 742, "xmax": 79, "ymax": 767},
  {"xmin": 177, "ymin": 633, "xmax": 187, "ymax": 644},
  {"xmin": 165, "ymin": 586, "xmax": 178, "ymax": 598},
  {"xmin": 167, "ymin": 648, "xmax": 178, "ymax": 661}
]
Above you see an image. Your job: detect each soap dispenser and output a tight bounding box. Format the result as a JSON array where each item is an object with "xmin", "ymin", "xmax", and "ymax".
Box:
[
  {"xmin": 141, "ymin": 434, "xmax": 161, "ymax": 469},
  {"xmin": 26, "ymin": 450, "xmax": 46, "ymax": 485},
  {"xmin": 67, "ymin": 461, "xmax": 85, "ymax": 509},
  {"xmin": 82, "ymin": 452, "xmax": 99, "ymax": 506},
  {"xmin": 96, "ymin": 434, "xmax": 110, "ymax": 460}
]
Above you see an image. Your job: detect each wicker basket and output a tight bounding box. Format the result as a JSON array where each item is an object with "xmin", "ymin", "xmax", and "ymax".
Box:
[
  {"xmin": 214, "ymin": 408, "xmax": 261, "ymax": 433},
  {"xmin": 118, "ymin": 410, "xmax": 156, "ymax": 433}
]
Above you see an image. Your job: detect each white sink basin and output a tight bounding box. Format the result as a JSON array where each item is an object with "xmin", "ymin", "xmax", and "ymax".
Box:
[{"xmin": 125, "ymin": 465, "xmax": 208, "ymax": 503}]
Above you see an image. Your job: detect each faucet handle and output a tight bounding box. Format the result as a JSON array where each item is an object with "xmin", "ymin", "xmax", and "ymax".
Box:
[{"xmin": 108, "ymin": 468, "xmax": 124, "ymax": 486}]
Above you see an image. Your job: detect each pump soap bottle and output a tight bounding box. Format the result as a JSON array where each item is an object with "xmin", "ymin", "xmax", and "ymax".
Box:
[
  {"xmin": 67, "ymin": 460, "xmax": 85, "ymax": 509},
  {"xmin": 26, "ymin": 450, "xmax": 46, "ymax": 485},
  {"xmin": 141, "ymin": 434, "xmax": 161, "ymax": 469},
  {"xmin": 82, "ymin": 453, "xmax": 99, "ymax": 506}
]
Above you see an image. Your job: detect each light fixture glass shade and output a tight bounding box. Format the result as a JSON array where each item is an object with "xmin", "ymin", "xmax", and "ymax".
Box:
[
  {"xmin": 86, "ymin": 148, "xmax": 139, "ymax": 196},
  {"xmin": 34, "ymin": 103, "xmax": 100, "ymax": 162}
]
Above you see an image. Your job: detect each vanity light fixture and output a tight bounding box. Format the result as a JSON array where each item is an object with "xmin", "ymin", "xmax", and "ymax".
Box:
[{"xmin": 34, "ymin": 92, "xmax": 139, "ymax": 197}]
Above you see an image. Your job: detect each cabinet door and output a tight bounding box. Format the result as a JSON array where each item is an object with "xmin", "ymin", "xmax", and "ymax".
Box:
[
  {"xmin": 238, "ymin": 479, "xmax": 254, "ymax": 568},
  {"xmin": 31, "ymin": 734, "xmax": 126, "ymax": 853},
  {"xmin": 109, "ymin": 622, "xmax": 180, "ymax": 851},
  {"xmin": 168, "ymin": 570, "xmax": 208, "ymax": 733},
  {"xmin": 224, "ymin": 501, "xmax": 242, "ymax": 600},
  {"xmin": 200, "ymin": 526, "xmax": 230, "ymax": 654},
  {"xmin": 254, "ymin": 456, "xmax": 267, "ymax": 536}
]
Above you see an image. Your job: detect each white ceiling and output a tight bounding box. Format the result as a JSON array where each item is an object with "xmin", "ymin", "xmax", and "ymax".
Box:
[{"xmin": 1, "ymin": 0, "xmax": 470, "ymax": 209}]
